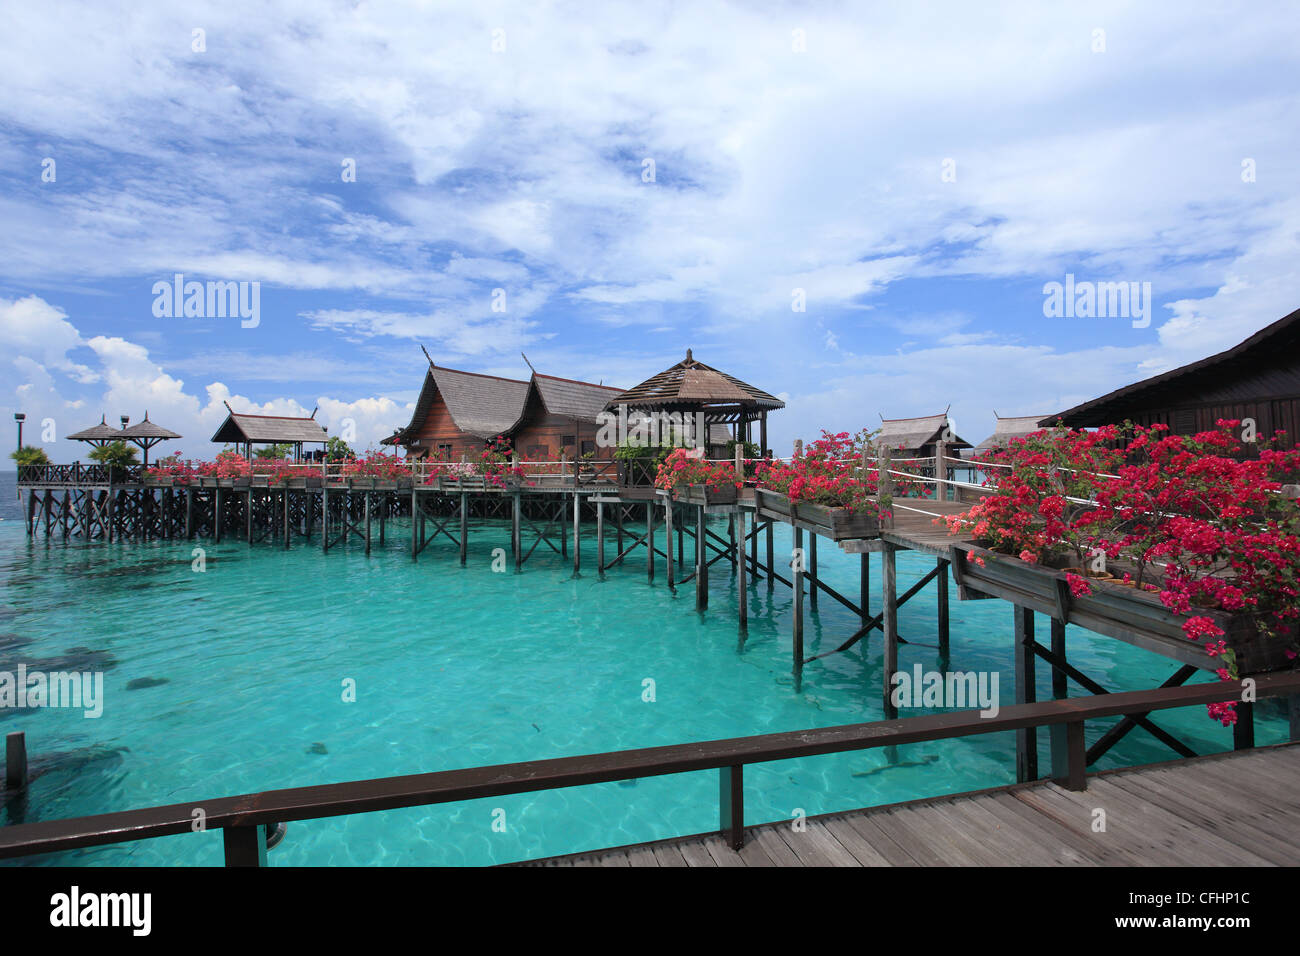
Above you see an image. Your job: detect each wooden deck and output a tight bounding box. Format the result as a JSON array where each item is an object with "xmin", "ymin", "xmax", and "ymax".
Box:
[{"xmin": 517, "ymin": 743, "xmax": 1300, "ymax": 866}]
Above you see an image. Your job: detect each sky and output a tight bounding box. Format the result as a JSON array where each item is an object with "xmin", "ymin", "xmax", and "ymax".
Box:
[{"xmin": 1, "ymin": 0, "xmax": 1298, "ymax": 463}]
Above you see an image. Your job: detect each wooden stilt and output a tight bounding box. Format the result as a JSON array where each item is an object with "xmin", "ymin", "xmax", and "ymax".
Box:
[
  {"xmin": 937, "ymin": 558, "xmax": 950, "ymax": 664},
  {"xmin": 6, "ymin": 731, "xmax": 28, "ymax": 790},
  {"xmin": 882, "ymin": 542, "xmax": 898, "ymax": 718},
  {"xmin": 572, "ymin": 492, "xmax": 580, "ymax": 574},
  {"xmin": 284, "ymin": 489, "xmax": 291, "ymax": 550},
  {"xmin": 460, "ymin": 492, "xmax": 468, "ymax": 565},
  {"xmin": 323, "ymin": 487, "xmax": 331, "ymax": 553},
  {"xmin": 1234, "ymin": 701, "xmax": 1255, "ymax": 750},
  {"xmin": 246, "ymin": 489, "xmax": 253, "ymax": 544},
  {"xmin": 616, "ymin": 505, "xmax": 624, "ymax": 565},
  {"xmin": 647, "ymin": 502, "xmax": 655, "ymax": 582},
  {"xmin": 596, "ymin": 500, "xmax": 605, "ymax": 574},
  {"xmin": 695, "ymin": 504, "xmax": 708, "ymax": 610},
  {"xmin": 737, "ymin": 507, "xmax": 748, "ymax": 633},
  {"xmin": 793, "ymin": 523, "xmax": 804, "ymax": 672},
  {"xmin": 365, "ymin": 491, "xmax": 373, "ymax": 555},
  {"xmin": 512, "ymin": 492, "xmax": 522, "ymax": 570},
  {"xmin": 765, "ymin": 520, "xmax": 774, "ymax": 591},
  {"xmin": 860, "ymin": 553, "xmax": 870, "ymax": 626},
  {"xmin": 808, "ymin": 533, "xmax": 818, "ymax": 611},
  {"xmin": 213, "ymin": 486, "xmax": 220, "ymax": 544},
  {"xmin": 1050, "ymin": 618, "xmax": 1067, "ymax": 699},
  {"xmin": 1014, "ymin": 605, "xmax": 1038, "ymax": 782},
  {"xmin": 665, "ymin": 499, "xmax": 674, "ymax": 588}
]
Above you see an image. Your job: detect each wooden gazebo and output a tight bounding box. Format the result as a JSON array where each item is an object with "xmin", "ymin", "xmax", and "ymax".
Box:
[
  {"xmin": 120, "ymin": 412, "xmax": 181, "ymax": 466},
  {"xmin": 210, "ymin": 402, "xmax": 328, "ymax": 461},
  {"xmin": 971, "ymin": 414, "xmax": 1051, "ymax": 459},
  {"xmin": 66, "ymin": 416, "xmax": 125, "ymax": 449},
  {"xmin": 603, "ymin": 349, "xmax": 784, "ymax": 456}
]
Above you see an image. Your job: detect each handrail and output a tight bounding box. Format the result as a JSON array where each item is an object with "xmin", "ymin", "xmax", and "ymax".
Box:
[{"xmin": 1, "ymin": 671, "xmax": 1295, "ymax": 864}]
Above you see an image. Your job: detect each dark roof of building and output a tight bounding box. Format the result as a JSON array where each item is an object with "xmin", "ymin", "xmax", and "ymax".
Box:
[
  {"xmin": 877, "ymin": 413, "xmax": 972, "ymax": 453},
  {"xmin": 67, "ymin": 416, "xmax": 125, "ymax": 442},
  {"xmin": 604, "ymin": 350, "xmax": 784, "ymax": 411},
  {"xmin": 120, "ymin": 412, "xmax": 181, "ymax": 440},
  {"xmin": 972, "ymin": 415, "xmax": 1050, "ymax": 455},
  {"xmin": 1048, "ymin": 306, "xmax": 1300, "ymax": 426},
  {"xmin": 531, "ymin": 373, "xmax": 623, "ymax": 422},
  {"xmin": 425, "ymin": 365, "xmax": 531, "ymax": 439},
  {"xmin": 211, "ymin": 411, "xmax": 329, "ymax": 444}
]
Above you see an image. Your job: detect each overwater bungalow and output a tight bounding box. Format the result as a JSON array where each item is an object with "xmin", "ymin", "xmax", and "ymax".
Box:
[{"xmin": 1048, "ymin": 305, "xmax": 1300, "ymax": 447}]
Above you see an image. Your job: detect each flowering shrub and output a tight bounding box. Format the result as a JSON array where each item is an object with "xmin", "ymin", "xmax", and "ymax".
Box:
[
  {"xmin": 341, "ymin": 451, "xmax": 412, "ymax": 480},
  {"xmin": 943, "ymin": 420, "xmax": 1300, "ymax": 724},
  {"xmin": 147, "ymin": 452, "xmax": 196, "ymax": 484},
  {"xmin": 753, "ymin": 430, "xmax": 893, "ymax": 518},
  {"xmin": 196, "ymin": 450, "xmax": 252, "ymax": 479},
  {"xmin": 654, "ymin": 448, "xmax": 739, "ymax": 496}
]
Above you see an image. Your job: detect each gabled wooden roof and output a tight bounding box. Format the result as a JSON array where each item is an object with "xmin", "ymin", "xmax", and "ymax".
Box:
[
  {"xmin": 531, "ymin": 373, "xmax": 623, "ymax": 422},
  {"xmin": 1049, "ymin": 305, "xmax": 1300, "ymax": 426},
  {"xmin": 972, "ymin": 415, "xmax": 1049, "ymax": 455},
  {"xmin": 421, "ymin": 365, "xmax": 531, "ymax": 439},
  {"xmin": 604, "ymin": 350, "xmax": 784, "ymax": 411},
  {"xmin": 877, "ymin": 413, "xmax": 972, "ymax": 453},
  {"xmin": 211, "ymin": 411, "xmax": 328, "ymax": 444}
]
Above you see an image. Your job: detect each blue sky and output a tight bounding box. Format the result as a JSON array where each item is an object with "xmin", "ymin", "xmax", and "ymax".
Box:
[{"xmin": 2, "ymin": 1, "xmax": 1298, "ymax": 462}]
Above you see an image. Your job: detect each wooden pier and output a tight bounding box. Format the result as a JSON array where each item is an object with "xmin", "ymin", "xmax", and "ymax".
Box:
[
  {"xmin": 14, "ymin": 444, "xmax": 1300, "ymax": 796},
  {"xmin": 518, "ymin": 742, "xmax": 1300, "ymax": 867}
]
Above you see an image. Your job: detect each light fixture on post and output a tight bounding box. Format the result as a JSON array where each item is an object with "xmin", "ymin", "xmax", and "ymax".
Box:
[{"xmin": 13, "ymin": 412, "xmax": 25, "ymax": 452}]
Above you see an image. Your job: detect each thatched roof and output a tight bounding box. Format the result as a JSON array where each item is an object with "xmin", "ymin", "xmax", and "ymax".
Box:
[
  {"xmin": 211, "ymin": 410, "xmax": 328, "ymax": 444},
  {"xmin": 121, "ymin": 413, "xmax": 181, "ymax": 440},
  {"xmin": 604, "ymin": 350, "xmax": 784, "ymax": 411},
  {"xmin": 972, "ymin": 415, "xmax": 1049, "ymax": 456},
  {"xmin": 67, "ymin": 416, "xmax": 125, "ymax": 442},
  {"xmin": 877, "ymin": 413, "xmax": 972, "ymax": 454},
  {"xmin": 1049, "ymin": 306, "xmax": 1300, "ymax": 426}
]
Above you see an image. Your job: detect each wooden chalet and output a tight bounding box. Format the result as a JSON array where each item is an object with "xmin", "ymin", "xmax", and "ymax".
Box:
[
  {"xmin": 393, "ymin": 359, "xmax": 622, "ymax": 462},
  {"xmin": 210, "ymin": 403, "xmax": 329, "ymax": 460},
  {"xmin": 970, "ymin": 414, "xmax": 1051, "ymax": 459},
  {"xmin": 1047, "ymin": 306, "xmax": 1300, "ymax": 448},
  {"xmin": 877, "ymin": 412, "xmax": 971, "ymax": 459},
  {"xmin": 602, "ymin": 350, "xmax": 784, "ymax": 457}
]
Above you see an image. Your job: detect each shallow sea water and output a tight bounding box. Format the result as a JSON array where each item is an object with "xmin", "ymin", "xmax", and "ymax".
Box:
[{"xmin": 0, "ymin": 475, "xmax": 1282, "ymax": 866}]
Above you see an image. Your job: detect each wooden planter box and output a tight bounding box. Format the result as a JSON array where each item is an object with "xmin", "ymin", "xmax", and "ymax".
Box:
[
  {"xmin": 346, "ymin": 478, "xmax": 412, "ymax": 491},
  {"xmin": 677, "ymin": 483, "xmax": 738, "ymax": 505},
  {"xmin": 754, "ymin": 488, "xmax": 880, "ymax": 540},
  {"xmin": 951, "ymin": 542, "xmax": 1296, "ymax": 676}
]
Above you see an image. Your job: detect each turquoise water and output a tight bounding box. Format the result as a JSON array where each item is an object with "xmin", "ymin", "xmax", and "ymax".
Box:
[{"xmin": 0, "ymin": 474, "xmax": 1285, "ymax": 865}]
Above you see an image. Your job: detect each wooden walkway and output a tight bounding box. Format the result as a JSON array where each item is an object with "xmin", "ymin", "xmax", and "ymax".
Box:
[{"xmin": 518, "ymin": 743, "xmax": 1300, "ymax": 866}]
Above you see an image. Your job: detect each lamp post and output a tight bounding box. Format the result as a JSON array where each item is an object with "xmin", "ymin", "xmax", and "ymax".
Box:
[{"xmin": 13, "ymin": 412, "xmax": 24, "ymax": 453}]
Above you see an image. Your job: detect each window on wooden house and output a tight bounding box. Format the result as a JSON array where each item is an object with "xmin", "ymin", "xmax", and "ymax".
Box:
[
  {"xmin": 436, "ymin": 443, "xmax": 454, "ymax": 461},
  {"xmin": 561, "ymin": 434, "xmax": 576, "ymax": 450},
  {"xmin": 526, "ymin": 444, "xmax": 549, "ymax": 461},
  {"xmin": 581, "ymin": 440, "xmax": 595, "ymax": 456}
]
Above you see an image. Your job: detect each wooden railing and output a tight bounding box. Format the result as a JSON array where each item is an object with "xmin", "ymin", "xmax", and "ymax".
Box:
[
  {"xmin": 17, "ymin": 463, "xmax": 146, "ymax": 484},
  {"xmin": 1, "ymin": 672, "xmax": 1295, "ymax": 866}
]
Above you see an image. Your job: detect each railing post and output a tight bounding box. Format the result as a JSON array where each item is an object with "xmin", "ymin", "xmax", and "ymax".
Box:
[
  {"xmin": 719, "ymin": 764, "xmax": 744, "ymax": 850},
  {"xmin": 934, "ymin": 438, "xmax": 948, "ymax": 501},
  {"xmin": 223, "ymin": 824, "xmax": 267, "ymax": 867},
  {"xmin": 1051, "ymin": 720, "xmax": 1087, "ymax": 791},
  {"xmin": 5, "ymin": 732, "xmax": 28, "ymax": 790}
]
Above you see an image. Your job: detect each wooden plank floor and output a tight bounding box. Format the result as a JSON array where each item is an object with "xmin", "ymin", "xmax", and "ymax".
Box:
[{"xmin": 517, "ymin": 744, "xmax": 1300, "ymax": 866}]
